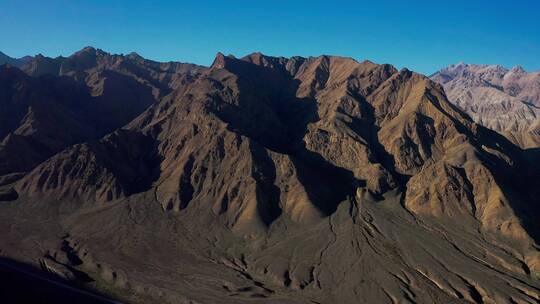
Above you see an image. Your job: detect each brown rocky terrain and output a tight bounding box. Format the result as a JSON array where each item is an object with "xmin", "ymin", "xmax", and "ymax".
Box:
[
  {"xmin": 1, "ymin": 49, "xmax": 539, "ymax": 303},
  {"xmin": 431, "ymin": 63, "xmax": 540, "ymax": 148},
  {"xmin": 0, "ymin": 48, "xmax": 202, "ymax": 195}
]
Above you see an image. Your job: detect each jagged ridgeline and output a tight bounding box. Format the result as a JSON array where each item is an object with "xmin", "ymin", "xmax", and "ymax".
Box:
[
  {"xmin": 431, "ymin": 63, "xmax": 540, "ymax": 148},
  {"xmin": 1, "ymin": 48, "xmax": 539, "ymax": 303}
]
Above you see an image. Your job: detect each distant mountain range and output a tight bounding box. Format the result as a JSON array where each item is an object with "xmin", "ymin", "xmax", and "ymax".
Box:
[
  {"xmin": 1, "ymin": 48, "xmax": 539, "ymax": 304},
  {"xmin": 431, "ymin": 63, "xmax": 540, "ymax": 148},
  {"xmin": 0, "ymin": 51, "xmax": 32, "ymax": 67}
]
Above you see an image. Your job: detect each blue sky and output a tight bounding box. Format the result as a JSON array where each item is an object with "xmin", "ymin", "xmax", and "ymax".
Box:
[{"xmin": 1, "ymin": 0, "xmax": 539, "ymax": 75}]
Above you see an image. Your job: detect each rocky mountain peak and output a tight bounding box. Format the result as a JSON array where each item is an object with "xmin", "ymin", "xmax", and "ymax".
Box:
[
  {"xmin": 510, "ymin": 65, "xmax": 526, "ymax": 74},
  {"xmin": 211, "ymin": 52, "xmax": 234, "ymax": 69}
]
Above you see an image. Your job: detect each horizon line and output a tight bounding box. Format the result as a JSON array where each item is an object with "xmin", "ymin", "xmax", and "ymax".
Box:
[{"xmin": 2, "ymin": 46, "xmax": 539, "ymax": 75}]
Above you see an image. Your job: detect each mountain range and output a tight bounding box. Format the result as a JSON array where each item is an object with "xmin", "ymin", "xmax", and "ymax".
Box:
[
  {"xmin": 431, "ymin": 63, "xmax": 540, "ymax": 148},
  {"xmin": 1, "ymin": 48, "xmax": 540, "ymax": 303}
]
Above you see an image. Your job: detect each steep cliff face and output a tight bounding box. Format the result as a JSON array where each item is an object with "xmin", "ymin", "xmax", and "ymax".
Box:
[
  {"xmin": 431, "ymin": 63, "xmax": 540, "ymax": 148},
  {"xmin": 1, "ymin": 52, "xmax": 540, "ymax": 304}
]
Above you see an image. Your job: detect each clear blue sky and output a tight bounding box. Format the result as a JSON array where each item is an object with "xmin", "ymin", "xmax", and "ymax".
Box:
[{"xmin": 1, "ymin": 0, "xmax": 539, "ymax": 75}]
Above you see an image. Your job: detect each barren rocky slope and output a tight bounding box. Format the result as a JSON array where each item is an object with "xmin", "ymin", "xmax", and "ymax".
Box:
[
  {"xmin": 1, "ymin": 51, "xmax": 540, "ymax": 303},
  {"xmin": 0, "ymin": 48, "xmax": 201, "ymax": 194},
  {"xmin": 431, "ymin": 63, "xmax": 540, "ymax": 148}
]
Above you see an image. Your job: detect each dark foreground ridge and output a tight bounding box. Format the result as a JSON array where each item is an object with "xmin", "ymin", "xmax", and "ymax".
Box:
[{"xmin": 0, "ymin": 257, "xmax": 120, "ymax": 304}]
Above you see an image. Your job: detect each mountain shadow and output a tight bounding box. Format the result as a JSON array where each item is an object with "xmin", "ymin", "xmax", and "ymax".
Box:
[{"xmin": 0, "ymin": 256, "xmax": 120, "ymax": 304}]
